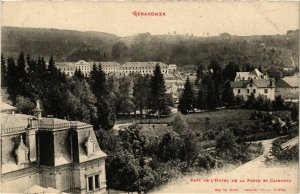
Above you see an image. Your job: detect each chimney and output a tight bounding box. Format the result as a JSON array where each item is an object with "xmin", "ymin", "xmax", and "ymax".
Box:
[
  {"xmin": 26, "ymin": 118, "xmax": 37, "ymax": 162},
  {"xmin": 33, "ymin": 100, "xmax": 42, "ymax": 120}
]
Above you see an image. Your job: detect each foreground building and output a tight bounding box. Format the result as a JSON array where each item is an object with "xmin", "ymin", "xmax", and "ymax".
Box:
[{"xmin": 1, "ymin": 101, "xmax": 107, "ymax": 193}]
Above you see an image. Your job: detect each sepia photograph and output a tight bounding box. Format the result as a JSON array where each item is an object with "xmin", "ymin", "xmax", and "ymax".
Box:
[{"xmin": 0, "ymin": 1, "xmax": 299, "ymax": 193}]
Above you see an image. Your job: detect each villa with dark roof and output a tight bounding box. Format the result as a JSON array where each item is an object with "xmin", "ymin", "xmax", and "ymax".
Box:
[
  {"xmin": 231, "ymin": 79, "xmax": 276, "ymax": 100},
  {"xmin": 1, "ymin": 101, "xmax": 107, "ymax": 194}
]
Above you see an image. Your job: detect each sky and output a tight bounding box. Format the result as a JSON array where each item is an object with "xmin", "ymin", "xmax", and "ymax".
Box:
[{"xmin": 1, "ymin": 1, "xmax": 299, "ymax": 37}]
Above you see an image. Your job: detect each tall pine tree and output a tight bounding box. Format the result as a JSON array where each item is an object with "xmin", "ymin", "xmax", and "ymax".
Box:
[
  {"xmin": 149, "ymin": 64, "xmax": 170, "ymax": 117},
  {"xmin": 178, "ymin": 77, "xmax": 195, "ymax": 114},
  {"xmin": 1, "ymin": 54, "xmax": 7, "ymax": 87}
]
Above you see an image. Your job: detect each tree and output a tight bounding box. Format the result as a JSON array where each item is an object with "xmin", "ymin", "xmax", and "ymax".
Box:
[
  {"xmin": 208, "ymin": 60, "xmax": 223, "ymax": 106},
  {"xmin": 89, "ymin": 63, "xmax": 115, "ymax": 130},
  {"xmin": 133, "ymin": 74, "xmax": 151, "ymax": 116},
  {"xmin": 195, "ymin": 81, "xmax": 207, "ymax": 110},
  {"xmin": 74, "ymin": 68, "xmax": 84, "ymax": 81},
  {"xmin": 171, "ymin": 113, "xmax": 188, "ymax": 134},
  {"xmin": 178, "ymin": 77, "xmax": 195, "ymax": 114},
  {"xmin": 116, "ymin": 76, "xmax": 135, "ymax": 115},
  {"xmin": 291, "ymin": 103, "xmax": 298, "ymax": 122},
  {"xmin": 158, "ymin": 131, "xmax": 184, "ymax": 162},
  {"xmin": 223, "ymin": 62, "xmax": 239, "ymax": 81},
  {"xmin": 206, "ymin": 79, "xmax": 217, "ymax": 110},
  {"xmin": 215, "ymin": 128, "xmax": 238, "ymax": 156},
  {"xmin": 1, "ymin": 54, "xmax": 7, "ymax": 87},
  {"xmin": 6, "ymin": 57, "xmax": 18, "ymax": 102},
  {"xmin": 222, "ymin": 80, "xmax": 235, "ymax": 107},
  {"xmin": 272, "ymin": 95, "xmax": 285, "ymax": 110},
  {"xmin": 16, "ymin": 52, "xmax": 28, "ymax": 97},
  {"xmin": 149, "ymin": 64, "xmax": 170, "ymax": 117},
  {"xmin": 15, "ymin": 96, "xmax": 35, "ymax": 114},
  {"xmin": 195, "ymin": 64, "xmax": 204, "ymax": 85}
]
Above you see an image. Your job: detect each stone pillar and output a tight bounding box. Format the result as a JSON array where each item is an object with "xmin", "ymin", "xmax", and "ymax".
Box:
[{"xmin": 26, "ymin": 125, "xmax": 37, "ymax": 162}]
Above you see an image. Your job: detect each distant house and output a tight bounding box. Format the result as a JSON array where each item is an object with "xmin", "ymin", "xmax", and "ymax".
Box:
[
  {"xmin": 231, "ymin": 79, "xmax": 276, "ymax": 101},
  {"xmin": 234, "ymin": 69, "xmax": 268, "ymax": 81},
  {"xmin": 275, "ymin": 76, "xmax": 299, "ymax": 102},
  {"xmin": 1, "ymin": 101, "xmax": 107, "ymax": 193}
]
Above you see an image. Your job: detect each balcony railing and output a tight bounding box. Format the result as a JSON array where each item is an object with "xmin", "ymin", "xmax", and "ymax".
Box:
[{"xmin": 1, "ymin": 121, "xmax": 90, "ymax": 135}]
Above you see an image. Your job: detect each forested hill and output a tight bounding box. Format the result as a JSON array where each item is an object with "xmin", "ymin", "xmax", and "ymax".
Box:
[
  {"xmin": 1, "ymin": 26, "xmax": 120, "ymax": 61},
  {"xmin": 1, "ymin": 26, "xmax": 299, "ymax": 69}
]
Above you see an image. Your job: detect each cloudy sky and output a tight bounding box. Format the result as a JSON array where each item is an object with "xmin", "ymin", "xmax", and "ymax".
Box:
[{"xmin": 1, "ymin": 1, "xmax": 299, "ymax": 37}]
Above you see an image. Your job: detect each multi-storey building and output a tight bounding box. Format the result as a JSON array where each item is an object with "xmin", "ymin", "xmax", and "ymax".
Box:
[
  {"xmin": 231, "ymin": 69, "xmax": 275, "ymax": 100},
  {"xmin": 121, "ymin": 62, "xmax": 169, "ymax": 75},
  {"xmin": 1, "ymin": 101, "xmax": 107, "ymax": 194},
  {"xmin": 231, "ymin": 79, "xmax": 276, "ymax": 100},
  {"xmin": 56, "ymin": 60, "xmax": 171, "ymax": 77}
]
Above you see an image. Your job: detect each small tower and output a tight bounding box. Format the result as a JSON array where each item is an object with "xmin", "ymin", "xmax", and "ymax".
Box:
[{"xmin": 33, "ymin": 100, "xmax": 42, "ymax": 120}]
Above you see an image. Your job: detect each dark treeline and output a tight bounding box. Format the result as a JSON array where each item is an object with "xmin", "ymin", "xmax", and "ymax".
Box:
[
  {"xmin": 65, "ymin": 32, "xmax": 299, "ymax": 70},
  {"xmin": 1, "ymin": 52, "xmax": 171, "ymax": 130}
]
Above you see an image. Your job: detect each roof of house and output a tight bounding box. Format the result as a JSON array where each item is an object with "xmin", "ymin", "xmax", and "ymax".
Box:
[
  {"xmin": 99, "ymin": 62, "xmax": 121, "ymax": 67},
  {"xmin": 1, "ymin": 113, "xmax": 34, "ymax": 130},
  {"xmin": 235, "ymin": 68, "xmax": 266, "ymax": 79},
  {"xmin": 281, "ymin": 77, "xmax": 299, "ymax": 88},
  {"xmin": 231, "ymin": 79, "xmax": 275, "ymax": 88},
  {"xmin": 56, "ymin": 62, "xmax": 75, "ymax": 69},
  {"xmin": 0, "ymin": 101, "xmax": 17, "ymax": 112},
  {"xmin": 122, "ymin": 62, "xmax": 168, "ymax": 68},
  {"xmin": 276, "ymin": 79, "xmax": 293, "ymax": 88}
]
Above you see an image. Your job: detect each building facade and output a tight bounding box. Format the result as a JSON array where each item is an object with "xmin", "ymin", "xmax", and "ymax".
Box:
[
  {"xmin": 1, "ymin": 101, "xmax": 107, "ymax": 194},
  {"xmin": 55, "ymin": 60, "xmax": 171, "ymax": 77},
  {"xmin": 121, "ymin": 62, "xmax": 169, "ymax": 75},
  {"xmin": 231, "ymin": 79, "xmax": 276, "ymax": 100}
]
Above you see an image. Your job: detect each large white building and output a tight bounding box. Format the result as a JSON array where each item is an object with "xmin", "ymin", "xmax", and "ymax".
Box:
[
  {"xmin": 231, "ymin": 79, "xmax": 276, "ymax": 101},
  {"xmin": 231, "ymin": 69, "xmax": 275, "ymax": 100},
  {"xmin": 56, "ymin": 60, "xmax": 172, "ymax": 77}
]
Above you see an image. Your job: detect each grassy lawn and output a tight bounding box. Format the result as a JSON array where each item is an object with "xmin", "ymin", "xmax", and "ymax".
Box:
[{"xmin": 183, "ymin": 109, "xmax": 255, "ymax": 133}]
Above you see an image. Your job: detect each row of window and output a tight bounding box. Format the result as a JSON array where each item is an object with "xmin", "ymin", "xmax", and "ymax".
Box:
[{"xmin": 237, "ymin": 89, "xmax": 268, "ymax": 94}]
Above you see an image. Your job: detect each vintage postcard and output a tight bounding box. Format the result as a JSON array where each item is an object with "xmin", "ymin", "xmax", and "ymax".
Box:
[{"xmin": 0, "ymin": 1, "xmax": 299, "ymax": 194}]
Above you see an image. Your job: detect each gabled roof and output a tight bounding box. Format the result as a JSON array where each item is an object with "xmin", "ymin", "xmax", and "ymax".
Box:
[
  {"xmin": 231, "ymin": 79, "xmax": 275, "ymax": 88},
  {"xmin": 276, "ymin": 79, "xmax": 293, "ymax": 88},
  {"xmin": 281, "ymin": 77, "xmax": 299, "ymax": 88},
  {"xmin": 230, "ymin": 80, "xmax": 249, "ymax": 88},
  {"xmin": 252, "ymin": 79, "xmax": 275, "ymax": 88}
]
